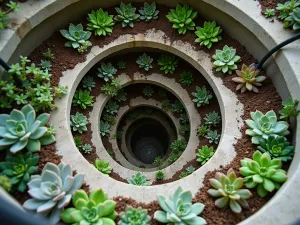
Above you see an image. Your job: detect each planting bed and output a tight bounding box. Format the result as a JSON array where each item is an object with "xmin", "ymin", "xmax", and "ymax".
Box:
[{"xmin": 0, "ymin": 1, "xmax": 299, "ymax": 225}]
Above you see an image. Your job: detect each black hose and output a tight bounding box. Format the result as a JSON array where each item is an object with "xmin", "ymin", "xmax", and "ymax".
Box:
[
  {"xmin": 256, "ymin": 32, "xmax": 300, "ymax": 70},
  {"xmin": 0, "ymin": 57, "xmax": 10, "ymax": 71}
]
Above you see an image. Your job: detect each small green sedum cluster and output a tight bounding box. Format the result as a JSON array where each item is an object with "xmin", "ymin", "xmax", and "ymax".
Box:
[
  {"xmin": 196, "ymin": 145, "xmax": 214, "ymax": 165},
  {"xmin": 87, "ymin": 9, "xmax": 115, "ymax": 36},
  {"xmin": 195, "ymin": 21, "xmax": 222, "ymax": 49},
  {"xmin": 157, "ymin": 54, "xmax": 179, "ymax": 74},
  {"xmin": 94, "ymin": 159, "xmax": 112, "ymax": 175},
  {"xmin": 127, "ymin": 172, "xmax": 151, "ymax": 186},
  {"xmin": 118, "ymin": 206, "xmax": 150, "ymax": 225},
  {"xmin": 70, "ymin": 112, "xmax": 88, "ymax": 134},
  {"xmin": 73, "ymin": 90, "xmax": 94, "ymax": 109}
]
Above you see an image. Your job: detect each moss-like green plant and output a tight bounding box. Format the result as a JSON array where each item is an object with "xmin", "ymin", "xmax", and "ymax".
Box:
[
  {"xmin": 204, "ymin": 111, "xmax": 221, "ymax": 127},
  {"xmin": 197, "ymin": 125, "xmax": 209, "ymax": 138},
  {"xmin": 82, "ymin": 76, "xmax": 95, "ymax": 91},
  {"xmin": 87, "ymin": 9, "xmax": 115, "ymax": 36},
  {"xmin": 23, "ymin": 162, "xmax": 84, "ymax": 224},
  {"xmin": 157, "ymin": 54, "xmax": 179, "ymax": 74},
  {"xmin": 143, "ymin": 85, "xmax": 154, "ymax": 97},
  {"xmin": 208, "ymin": 168, "xmax": 252, "ymax": 213},
  {"xmin": 276, "ymin": 0, "xmax": 300, "ymax": 20},
  {"xmin": 171, "ymin": 100, "xmax": 184, "ymax": 114},
  {"xmin": 196, "ymin": 145, "xmax": 214, "ymax": 165},
  {"xmin": 0, "ymin": 1, "xmax": 19, "ymax": 31},
  {"xmin": 212, "ymin": 45, "xmax": 241, "ymax": 74},
  {"xmin": 61, "ymin": 189, "xmax": 117, "ymax": 225},
  {"xmin": 279, "ymin": 98, "xmax": 300, "ymax": 120},
  {"xmin": 154, "ymin": 186, "xmax": 206, "ymax": 225},
  {"xmin": 99, "ymin": 120, "xmax": 111, "ymax": 137},
  {"xmin": 179, "ymin": 171, "xmax": 188, "ymax": 179},
  {"xmin": 232, "ymin": 64, "xmax": 266, "ymax": 93},
  {"xmin": 114, "ymin": 2, "xmax": 140, "ymax": 28},
  {"xmin": 206, "ymin": 130, "xmax": 220, "ymax": 144},
  {"xmin": 70, "ymin": 112, "xmax": 88, "ymax": 134},
  {"xmin": 240, "ymin": 151, "xmax": 288, "ymax": 197},
  {"xmin": 0, "ymin": 152, "xmax": 38, "ymax": 192},
  {"xmin": 245, "ymin": 110, "xmax": 290, "ymax": 144},
  {"xmin": 0, "ymin": 104, "xmax": 55, "ymax": 153},
  {"xmin": 258, "ymin": 136, "xmax": 294, "ymax": 162},
  {"xmin": 192, "ymin": 86, "xmax": 212, "ymax": 107},
  {"xmin": 167, "ymin": 150, "xmax": 181, "ymax": 164},
  {"xmin": 81, "ymin": 144, "xmax": 92, "ymax": 154},
  {"xmin": 0, "ymin": 175, "xmax": 11, "ymax": 192},
  {"xmin": 179, "ymin": 113, "xmax": 189, "ymax": 124},
  {"xmin": 166, "ymin": 4, "xmax": 197, "ymax": 34},
  {"xmin": 156, "ymin": 171, "xmax": 165, "ymax": 180},
  {"xmin": 153, "ymin": 156, "xmax": 163, "ymax": 168},
  {"xmin": 179, "ymin": 124, "xmax": 190, "ymax": 137},
  {"xmin": 103, "ymin": 113, "xmax": 116, "ymax": 126},
  {"xmin": 94, "ymin": 159, "xmax": 112, "ymax": 175},
  {"xmin": 161, "ymin": 99, "xmax": 170, "ymax": 112},
  {"xmin": 60, "ymin": 24, "xmax": 92, "ymax": 53},
  {"xmin": 117, "ymin": 60, "xmax": 127, "ymax": 69},
  {"xmin": 264, "ymin": 9, "xmax": 275, "ymax": 18},
  {"xmin": 139, "ymin": 2, "xmax": 159, "ymax": 22},
  {"xmin": 179, "ymin": 71, "xmax": 194, "ymax": 86},
  {"xmin": 136, "ymin": 53, "xmax": 153, "ymax": 71},
  {"xmin": 72, "ymin": 90, "xmax": 94, "ymax": 109},
  {"xmin": 127, "ymin": 172, "xmax": 151, "ymax": 186},
  {"xmin": 97, "ymin": 62, "xmax": 118, "ymax": 82},
  {"xmin": 171, "ymin": 139, "xmax": 186, "ymax": 152},
  {"xmin": 195, "ymin": 21, "xmax": 222, "ymax": 49},
  {"xmin": 118, "ymin": 206, "xmax": 150, "ymax": 225}
]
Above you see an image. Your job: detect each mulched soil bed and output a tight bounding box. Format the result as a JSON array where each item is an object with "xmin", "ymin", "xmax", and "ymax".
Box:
[{"xmin": 9, "ymin": 3, "xmax": 291, "ymax": 225}]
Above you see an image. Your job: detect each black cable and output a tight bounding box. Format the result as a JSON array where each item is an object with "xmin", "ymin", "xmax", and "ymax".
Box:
[
  {"xmin": 0, "ymin": 57, "xmax": 10, "ymax": 71},
  {"xmin": 256, "ymin": 32, "xmax": 300, "ymax": 70}
]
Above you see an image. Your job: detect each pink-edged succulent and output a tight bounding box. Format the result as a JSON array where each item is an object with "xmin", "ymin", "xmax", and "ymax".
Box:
[{"xmin": 232, "ymin": 64, "xmax": 266, "ymax": 93}]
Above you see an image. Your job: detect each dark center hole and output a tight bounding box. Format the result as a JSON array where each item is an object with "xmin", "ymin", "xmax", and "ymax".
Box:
[{"xmin": 127, "ymin": 118, "xmax": 169, "ymax": 164}]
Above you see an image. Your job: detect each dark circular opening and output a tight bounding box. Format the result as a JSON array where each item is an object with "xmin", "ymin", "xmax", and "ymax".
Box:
[{"xmin": 127, "ymin": 118, "xmax": 169, "ymax": 164}]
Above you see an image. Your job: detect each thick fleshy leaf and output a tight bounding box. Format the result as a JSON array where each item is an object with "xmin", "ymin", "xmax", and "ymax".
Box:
[
  {"xmin": 207, "ymin": 189, "xmax": 222, "ymax": 197},
  {"xmin": 36, "ymin": 113, "xmax": 50, "ymax": 126},
  {"xmin": 37, "ymin": 199, "xmax": 56, "ymax": 213},
  {"xmin": 263, "ymin": 178, "xmax": 275, "ymax": 192},
  {"xmin": 23, "ymin": 198, "xmax": 45, "ymax": 210},
  {"xmin": 271, "ymin": 171, "xmax": 287, "ymax": 183},
  {"xmin": 229, "ymin": 199, "xmax": 242, "ymax": 213},
  {"xmin": 30, "ymin": 127, "xmax": 47, "ymax": 139},
  {"xmin": 191, "ymin": 203, "xmax": 205, "ymax": 215},
  {"xmin": 61, "ymin": 208, "xmax": 77, "ymax": 223},
  {"xmin": 26, "ymin": 139, "xmax": 41, "ymax": 152},
  {"xmin": 67, "ymin": 173, "xmax": 84, "ymax": 194},
  {"xmin": 10, "ymin": 140, "xmax": 28, "ymax": 153},
  {"xmin": 57, "ymin": 194, "xmax": 72, "ymax": 208},
  {"xmin": 154, "ymin": 210, "xmax": 168, "ymax": 223},
  {"xmin": 257, "ymin": 183, "xmax": 268, "ymax": 197},
  {"xmin": 236, "ymin": 189, "xmax": 252, "ymax": 199},
  {"xmin": 90, "ymin": 189, "xmax": 107, "ymax": 204},
  {"xmin": 215, "ymin": 196, "xmax": 228, "ymax": 208},
  {"xmin": 28, "ymin": 188, "xmax": 51, "ymax": 200},
  {"xmin": 10, "ymin": 109, "xmax": 25, "ymax": 121}
]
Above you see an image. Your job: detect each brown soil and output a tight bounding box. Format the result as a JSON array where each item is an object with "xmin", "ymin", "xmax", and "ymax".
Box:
[{"xmin": 7, "ymin": 3, "xmax": 290, "ymax": 225}]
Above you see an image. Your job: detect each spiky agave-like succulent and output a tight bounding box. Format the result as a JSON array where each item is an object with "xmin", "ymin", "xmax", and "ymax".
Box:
[
  {"xmin": 192, "ymin": 86, "xmax": 212, "ymax": 107},
  {"xmin": 118, "ymin": 206, "xmax": 151, "ymax": 225},
  {"xmin": 99, "ymin": 120, "xmax": 111, "ymax": 137},
  {"xmin": 240, "ymin": 151, "xmax": 287, "ymax": 197},
  {"xmin": 196, "ymin": 145, "xmax": 214, "ymax": 165},
  {"xmin": 87, "ymin": 9, "xmax": 115, "ymax": 36},
  {"xmin": 72, "ymin": 90, "xmax": 94, "ymax": 109},
  {"xmin": 61, "ymin": 189, "xmax": 117, "ymax": 225},
  {"xmin": 154, "ymin": 186, "xmax": 206, "ymax": 225},
  {"xmin": 212, "ymin": 45, "xmax": 241, "ymax": 74},
  {"xmin": 157, "ymin": 54, "xmax": 179, "ymax": 74},
  {"xmin": 97, "ymin": 62, "xmax": 118, "ymax": 82},
  {"xmin": 195, "ymin": 21, "xmax": 222, "ymax": 49},
  {"xmin": 258, "ymin": 136, "xmax": 294, "ymax": 162},
  {"xmin": 94, "ymin": 159, "xmax": 112, "ymax": 175},
  {"xmin": 23, "ymin": 162, "xmax": 84, "ymax": 224},
  {"xmin": 139, "ymin": 2, "xmax": 159, "ymax": 22},
  {"xmin": 232, "ymin": 64, "xmax": 266, "ymax": 93},
  {"xmin": 245, "ymin": 110, "xmax": 289, "ymax": 144},
  {"xmin": 208, "ymin": 168, "xmax": 252, "ymax": 213},
  {"xmin": 166, "ymin": 4, "xmax": 197, "ymax": 34},
  {"xmin": 204, "ymin": 111, "xmax": 221, "ymax": 127},
  {"xmin": 60, "ymin": 24, "xmax": 92, "ymax": 53},
  {"xmin": 136, "ymin": 53, "xmax": 153, "ymax": 71},
  {"xmin": 0, "ymin": 152, "xmax": 38, "ymax": 192},
  {"xmin": 114, "ymin": 2, "xmax": 140, "ymax": 28},
  {"xmin": 70, "ymin": 112, "xmax": 88, "ymax": 134},
  {"xmin": 0, "ymin": 104, "xmax": 55, "ymax": 153},
  {"xmin": 127, "ymin": 172, "xmax": 151, "ymax": 186}
]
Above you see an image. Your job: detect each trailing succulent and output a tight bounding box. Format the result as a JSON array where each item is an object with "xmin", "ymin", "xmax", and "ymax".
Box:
[
  {"xmin": 114, "ymin": 2, "xmax": 140, "ymax": 28},
  {"xmin": 118, "ymin": 206, "xmax": 151, "ymax": 225},
  {"xmin": 208, "ymin": 168, "xmax": 252, "ymax": 213},
  {"xmin": 72, "ymin": 90, "xmax": 94, "ymax": 109},
  {"xmin": 61, "ymin": 189, "xmax": 117, "ymax": 225},
  {"xmin": 204, "ymin": 111, "xmax": 221, "ymax": 127},
  {"xmin": 94, "ymin": 159, "xmax": 112, "ymax": 175},
  {"xmin": 154, "ymin": 186, "xmax": 206, "ymax": 225},
  {"xmin": 0, "ymin": 104, "xmax": 55, "ymax": 153},
  {"xmin": 82, "ymin": 76, "xmax": 95, "ymax": 91},
  {"xmin": 143, "ymin": 85, "xmax": 154, "ymax": 97},
  {"xmin": 70, "ymin": 112, "xmax": 88, "ymax": 134},
  {"xmin": 212, "ymin": 45, "xmax": 241, "ymax": 74},
  {"xmin": 97, "ymin": 62, "xmax": 118, "ymax": 82},
  {"xmin": 0, "ymin": 152, "xmax": 38, "ymax": 192},
  {"xmin": 157, "ymin": 54, "xmax": 179, "ymax": 74},
  {"xmin": 206, "ymin": 130, "xmax": 220, "ymax": 144},
  {"xmin": 166, "ymin": 4, "xmax": 197, "ymax": 34},
  {"xmin": 127, "ymin": 172, "xmax": 151, "ymax": 186},
  {"xmin": 0, "ymin": 175, "xmax": 11, "ymax": 192},
  {"xmin": 87, "ymin": 9, "xmax": 115, "ymax": 36},
  {"xmin": 245, "ymin": 110, "xmax": 289, "ymax": 144},
  {"xmin": 192, "ymin": 86, "xmax": 212, "ymax": 107},
  {"xmin": 136, "ymin": 53, "xmax": 153, "ymax": 71},
  {"xmin": 23, "ymin": 162, "xmax": 84, "ymax": 224},
  {"xmin": 195, "ymin": 21, "xmax": 222, "ymax": 49},
  {"xmin": 0, "ymin": 1, "xmax": 19, "ymax": 31},
  {"xmin": 139, "ymin": 2, "xmax": 159, "ymax": 22},
  {"xmin": 179, "ymin": 71, "xmax": 194, "ymax": 86},
  {"xmin": 279, "ymin": 98, "xmax": 300, "ymax": 120},
  {"xmin": 171, "ymin": 139, "xmax": 186, "ymax": 152},
  {"xmin": 60, "ymin": 24, "xmax": 92, "ymax": 53},
  {"xmin": 258, "ymin": 136, "xmax": 294, "ymax": 162},
  {"xmin": 99, "ymin": 120, "xmax": 111, "ymax": 137},
  {"xmin": 232, "ymin": 64, "xmax": 266, "ymax": 93},
  {"xmin": 240, "ymin": 151, "xmax": 287, "ymax": 197},
  {"xmin": 196, "ymin": 145, "xmax": 214, "ymax": 165}
]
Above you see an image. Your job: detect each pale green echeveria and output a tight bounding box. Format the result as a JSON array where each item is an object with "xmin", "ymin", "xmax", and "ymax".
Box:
[
  {"xmin": 240, "ymin": 151, "xmax": 287, "ymax": 198},
  {"xmin": 212, "ymin": 45, "xmax": 241, "ymax": 74},
  {"xmin": 127, "ymin": 172, "xmax": 151, "ymax": 186},
  {"xmin": 245, "ymin": 110, "xmax": 289, "ymax": 144},
  {"xmin": 0, "ymin": 104, "xmax": 55, "ymax": 153},
  {"xmin": 61, "ymin": 189, "xmax": 117, "ymax": 225},
  {"xmin": 23, "ymin": 162, "xmax": 84, "ymax": 225},
  {"xmin": 118, "ymin": 206, "xmax": 150, "ymax": 225},
  {"xmin": 154, "ymin": 186, "xmax": 206, "ymax": 225}
]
